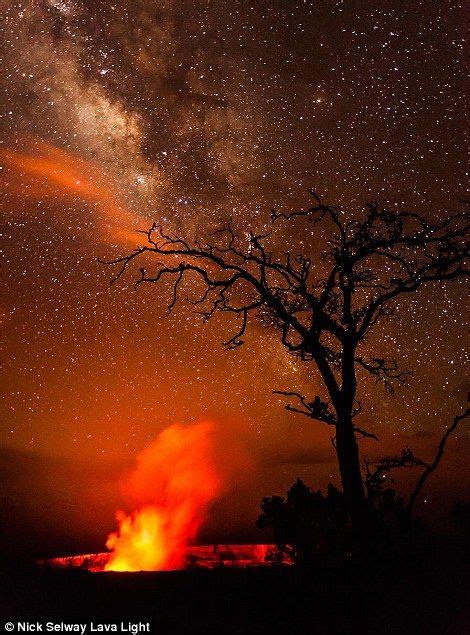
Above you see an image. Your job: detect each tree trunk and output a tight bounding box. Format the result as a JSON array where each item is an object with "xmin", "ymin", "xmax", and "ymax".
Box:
[
  {"xmin": 335, "ymin": 339, "xmax": 369, "ymax": 536},
  {"xmin": 335, "ymin": 415, "xmax": 368, "ymax": 534}
]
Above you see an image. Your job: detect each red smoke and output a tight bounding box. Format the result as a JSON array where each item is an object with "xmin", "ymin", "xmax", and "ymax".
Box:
[
  {"xmin": 1, "ymin": 138, "xmax": 144, "ymax": 246},
  {"xmin": 105, "ymin": 421, "xmax": 222, "ymax": 571}
]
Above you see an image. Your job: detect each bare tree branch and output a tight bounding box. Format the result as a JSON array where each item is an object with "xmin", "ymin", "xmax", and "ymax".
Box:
[
  {"xmin": 363, "ymin": 448, "xmax": 427, "ymax": 500},
  {"xmin": 104, "ymin": 191, "xmax": 469, "ymax": 523},
  {"xmin": 274, "ymin": 391, "xmax": 336, "ymax": 425},
  {"xmin": 355, "ymin": 356, "xmax": 412, "ymax": 395},
  {"xmin": 406, "ymin": 407, "xmax": 470, "ymax": 516}
]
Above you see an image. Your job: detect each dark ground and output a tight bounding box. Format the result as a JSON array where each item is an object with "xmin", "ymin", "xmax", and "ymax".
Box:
[{"xmin": 0, "ymin": 536, "xmax": 468, "ymax": 634}]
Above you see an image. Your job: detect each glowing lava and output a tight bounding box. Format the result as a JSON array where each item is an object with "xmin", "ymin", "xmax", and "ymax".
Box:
[
  {"xmin": 40, "ymin": 545, "xmax": 290, "ymax": 572},
  {"xmin": 105, "ymin": 421, "xmax": 222, "ymax": 572}
]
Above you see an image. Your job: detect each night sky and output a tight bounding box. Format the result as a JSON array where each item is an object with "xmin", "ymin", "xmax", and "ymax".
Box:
[{"xmin": 0, "ymin": 1, "xmax": 468, "ymax": 555}]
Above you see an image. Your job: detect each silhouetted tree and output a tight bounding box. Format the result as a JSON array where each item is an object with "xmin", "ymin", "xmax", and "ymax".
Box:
[
  {"xmin": 363, "ymin": 447, "xmax": 425, "ymax": 503},
  {"xmin": 260, "ymin": 409, "xmax": 469, "ymax": 556},
  {"xmin": 406, "ymin": 407, "xmax": 469, "ymax": 516},
  {"xmin": 106, "ymin": 191, "xmax": 469, "ymax": 533},
  {"xmin": 362, "ymin": 406, "xmax": 469, "ymax": 523},
  {"xmin": 362, "ymin": 448, "xmax": 423, "ymax": 535},
  {"xmin": 257, "ymin": 479, "xmax": 349, "ymax": 563}
]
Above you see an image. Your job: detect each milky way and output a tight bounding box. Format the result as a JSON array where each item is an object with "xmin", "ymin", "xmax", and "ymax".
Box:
[{"xmin": 0, "ymin": 1, "xmax": 468, "ymax": 550}]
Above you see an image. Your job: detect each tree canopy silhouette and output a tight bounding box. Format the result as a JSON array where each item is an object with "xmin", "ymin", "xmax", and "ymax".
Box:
[
  {"xmin": 106, "ymin": 191, "xmax": 469, "ymax": 531},
  {"xmin": 257, "ymin": 479, "xmax": 349, "ymax": 563}
]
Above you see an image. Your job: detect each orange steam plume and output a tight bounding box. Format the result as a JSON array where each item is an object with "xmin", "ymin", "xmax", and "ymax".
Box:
[{"xmin": 105, "ymin": 421, "xmax": 222, "ymax": 572}]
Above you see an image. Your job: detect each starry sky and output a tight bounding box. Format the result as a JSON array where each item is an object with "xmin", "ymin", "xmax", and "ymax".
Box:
[{"xmin": 0, "ymin": 1, "xmax": 468, "ymax": 555}]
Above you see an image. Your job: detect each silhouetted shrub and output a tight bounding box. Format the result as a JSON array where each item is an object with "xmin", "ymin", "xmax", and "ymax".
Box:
[{"xmin": 257, "ymin": 479, "xmax": 351, "ymax": 563}]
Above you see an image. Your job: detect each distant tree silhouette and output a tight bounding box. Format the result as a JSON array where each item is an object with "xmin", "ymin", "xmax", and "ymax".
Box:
[
  {"xmin": 363, "ymin": 406, "xmax": 469, "ymax": 523},
  {"xmin": 363, "ymin": 447, "xmax": 425, "ymax": 503},
  {"xmin": 106, "ymin": 190, "xmax": 469, "ymax": 533},
  {"xmin": 258, "ymin": 408, "xmax": 468, "ymax": 557},
  {"xmin": 257, "ymin": 479, "xmax": 349, "ymax": 563},
  {"xmin": 362, "ymin": 448, "xmax": 423, "ymax": 537},
  {"xmin": 406, "ymin": 407, "xmax": 469, "ymax": 515}
]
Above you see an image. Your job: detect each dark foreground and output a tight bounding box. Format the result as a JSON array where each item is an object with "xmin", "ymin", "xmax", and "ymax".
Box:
[{"xmin": 1, "ymin": 538, "xmax": 468, "ymax": 634}]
